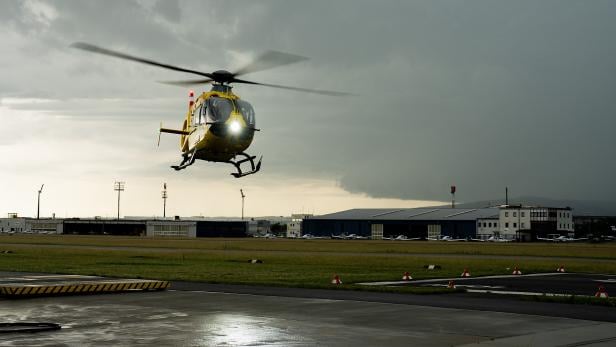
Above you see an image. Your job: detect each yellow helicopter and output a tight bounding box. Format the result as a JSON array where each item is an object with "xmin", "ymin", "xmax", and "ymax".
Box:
[{"xmin": 72, "ymin": 43, "xmax": 348, "ymax": 177}]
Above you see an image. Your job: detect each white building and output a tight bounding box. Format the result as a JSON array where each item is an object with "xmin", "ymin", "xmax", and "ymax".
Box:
[
  {"xmin": 476, "ymin": 217, "xmax": 500, "ymax": 240},
  {"xmin": 0, "ymin": 214, "xmax": 63, "ymax": 234},
  {"xmin": 477, "ymin": 205, "xmax": 574, "ymax": 241},
  {"xmin": 286, "ymin": 214, "xmax": 313, "ymax": 238}
]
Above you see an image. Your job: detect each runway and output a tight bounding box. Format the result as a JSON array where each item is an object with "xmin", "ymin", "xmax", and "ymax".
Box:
[
  {"xmin": 1, "ymin": 271, "xmax": 615, "ymax": 346},
  {"xmin": 1, "ymin": 289, "xmax": 615, "ymax": 346},
  {"xmin": 360, "ymin": 272, "xmax": 616, "ymax": 297}
]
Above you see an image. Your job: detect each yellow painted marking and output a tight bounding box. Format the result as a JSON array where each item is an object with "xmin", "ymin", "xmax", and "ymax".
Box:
[
  {"xmin": 14, "ymin": 287, "xmax": 24, "ymax": 295},
  {"xmin": 22, "ymin": 287, "xmax": 32, "ymax": 295},
  {"xmin": 53, "ymin": 286, "xmax": 62, "ymax": 294}
]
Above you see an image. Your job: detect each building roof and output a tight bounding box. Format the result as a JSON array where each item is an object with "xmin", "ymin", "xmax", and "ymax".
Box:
[{"xmin": 313, "ymin": 208, "xmax": 499, "ymax": 221}]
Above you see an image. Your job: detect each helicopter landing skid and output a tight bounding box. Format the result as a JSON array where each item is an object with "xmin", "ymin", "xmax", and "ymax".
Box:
[
  {"xmin": 228, "ymin": 152, "xmax": 262, "ymax": 178},
  {"xmin": 171, "ymin": 149, "xmax": 197, "ymax": 171}
]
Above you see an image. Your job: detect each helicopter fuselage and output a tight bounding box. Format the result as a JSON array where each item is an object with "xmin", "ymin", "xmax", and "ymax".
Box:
[{"xmin": 180, "ymin": 86, "xmax": 256, "ymax": 162}]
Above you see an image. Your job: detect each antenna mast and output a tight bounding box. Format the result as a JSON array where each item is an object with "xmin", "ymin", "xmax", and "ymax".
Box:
[{"xmin": 37, "ymin": 184, "xmax": 44, "ymax": 219}]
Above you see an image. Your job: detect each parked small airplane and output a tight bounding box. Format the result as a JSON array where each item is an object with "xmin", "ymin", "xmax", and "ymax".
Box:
[
  {"xmin": 301, "ymin": 234, "xmax": 327, "ymax": 239},
  {"xmin": 254, "ymin": 233, "xmax": 277, "ymax": 239},
  {"xmin": 537, "ymin": 235, "xmax": 588, "ymax": 242},
  {"xmin": 470, "ymin": 236, "xmax": 513, "ymax": 242},
  {"xmin": 331, "ymin": 233, "xmax": 367, "ymax": 240},
  {"xmin": 427, "ymin": 235, "xmax": 466, "ymax": 242},
  {"xmin": 382, "ymin": 235, "xmax": 422, "ymax": 241}
]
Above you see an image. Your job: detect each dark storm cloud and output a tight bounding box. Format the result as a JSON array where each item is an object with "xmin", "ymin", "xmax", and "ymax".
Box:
[{"xmin": 2, "ymin": 0, "xmax": 616, "ymax": 202}]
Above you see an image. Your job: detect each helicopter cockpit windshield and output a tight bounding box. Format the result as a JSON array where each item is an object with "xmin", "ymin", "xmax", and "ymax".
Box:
[
  {"xmin": 206, "ymin": 97, "xmax": 256, "ymax": 127},
  {"xmin": 206, "ymin": 97, "xmax": 233, "ymax": 123},
  {"xmin": 235, "ymin": 99, "xmax": 256, "ymax": 127}
]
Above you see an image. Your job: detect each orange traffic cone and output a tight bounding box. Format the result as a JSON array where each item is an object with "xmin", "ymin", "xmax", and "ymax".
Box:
[
  {"xmin": 512, "ymin": 266, "xmax": 522, "ymax": 275},
  {"xmin": 331, "ymin": 274, "xmax": 342, "ymax": 285},
  {"xmin": 595, "ymin": 285, "xmax": 609, "ymax": 298},
  {"xmin": 556, "ymin": 265, "xmax": 566, "ymax": 273},
  {"xmin": 460, "ymin": 268, "xmax": 471, "ymax": 277},
  {"xmin": 402, "ymin": 272, "xmax": 412, "ymax": 281},
  {"xmin": 447, "ymin": 280, "xmax": 456, "ymax": 289}
]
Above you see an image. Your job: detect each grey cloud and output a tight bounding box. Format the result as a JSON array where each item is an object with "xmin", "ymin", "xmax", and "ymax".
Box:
[{"xmin": 1, "ymin": 1, "xmax": 616, "ymax": 203}]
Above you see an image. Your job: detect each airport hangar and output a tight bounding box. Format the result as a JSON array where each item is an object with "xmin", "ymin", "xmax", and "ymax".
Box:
[{"xmin": 302, "ymin": 206, "xmax": 575, "ymax": 241}]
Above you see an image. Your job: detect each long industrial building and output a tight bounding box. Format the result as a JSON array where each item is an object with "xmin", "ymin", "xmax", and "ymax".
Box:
[
  {"xmin": 302, "ymin": 205, "xmax": 574, "ymax": 241},
  {"xmin": 0, "ymin": 216, "xmax": 249, "ymax": 238}
]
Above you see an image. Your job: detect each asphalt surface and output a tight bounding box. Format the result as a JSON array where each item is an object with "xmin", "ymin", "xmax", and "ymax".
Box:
[
  {"xmin": 401, "ymin": 273, "xmax": 616, "ymax": 296},
  {"xmin": 1, "ymin": 289, "xmax": 615, "ymax": 346},
  {"xmin": 1, "ymin": 271, "xmax": 616, "ymax": 346},
  {"xmin": 170, "ymin": 280, "xmax": 616, "ymax": 323}
]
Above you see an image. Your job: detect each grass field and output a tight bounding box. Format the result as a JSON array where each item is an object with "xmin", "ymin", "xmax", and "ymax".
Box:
[{"xmin": 1, "ymin": 235, "xmax": 615, "ymax": 293}]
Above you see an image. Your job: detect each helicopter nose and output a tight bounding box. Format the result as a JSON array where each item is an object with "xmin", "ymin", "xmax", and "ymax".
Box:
[{"xmin": 229, "ymin": 120, "xmax": 242, "ymax": 134}]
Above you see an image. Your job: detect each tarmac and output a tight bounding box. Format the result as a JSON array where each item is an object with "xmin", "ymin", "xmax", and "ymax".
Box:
[
  {"xmin": 1, "ymin": 289, "xmax": 616, "ymax": 346},
  {"xmin": 1, "ymin": 272, "xmax": 616, "ymax": 346},
  {"xmin": 359, "ymin": 272, "xmax": 616, "ymax": 297}
]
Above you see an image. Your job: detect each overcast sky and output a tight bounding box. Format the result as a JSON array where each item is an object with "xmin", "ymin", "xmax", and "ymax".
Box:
[{"xmin": 1, "ymin": 1, "xmax": 615, "ymax": 218}]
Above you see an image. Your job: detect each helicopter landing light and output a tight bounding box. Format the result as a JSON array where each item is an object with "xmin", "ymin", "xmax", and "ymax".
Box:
[{"xmin": 229, "ymin": 120, "xmax": 242, "ymax": 134}]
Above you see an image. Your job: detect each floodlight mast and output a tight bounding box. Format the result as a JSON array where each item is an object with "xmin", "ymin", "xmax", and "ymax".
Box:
[
  {"xmin": 114, "ymin": 181, "xmax": 125, "ymax": 220},
  {"xmin": 161, "ymin": 183, "xmax": 168, "ymax": 218},
  {"xmin": 37, "ymin": 184, "xmax": 44, "ymax": 219},
  {"xmin": 240, "ymin": 189, "xmax": 246, "ymax": 220}
]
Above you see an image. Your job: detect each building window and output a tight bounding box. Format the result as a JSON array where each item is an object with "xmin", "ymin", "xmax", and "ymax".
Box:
[
  {"xmin": 513, "ymin": 212, "xmax": 517, "ymax": 217},
  {"xmin": 505, "ymin": 222, "xmax": 509, "ymax": 228},
  {"xmin": 505, "ymin": 212, "xmax": 509, "ymax": 217},
  {"xmin": 521, "ymin": 212, "xmax": 525, "ymax": 217},
  {"xmin": 513, "ymin": 223, "xmax": 517, "ymax": 228},
  {"xmin": 521, "ymin": 222, "xmax": 525, "ymax": 228},
  {"xmin": 488, "ymin": 222, "xmax": 492, "ymax": 228}
]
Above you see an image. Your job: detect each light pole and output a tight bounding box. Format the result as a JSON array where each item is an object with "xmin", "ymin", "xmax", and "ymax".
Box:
[
  {"xmin": 37, "ymin": 184, "xmax": 44, "ymax": 219},
  {"xmin": 240, "ymin": 189, "xmax": 245, "ymax": 220},
  {"xmin": 114, "ymin": 181, "xmax": 125, "ymax": 220},
  {"xmin": 161, "ymin": 183, "xmax": 168, "ymax": 218},
  {"xmin": 450, "ymin": 185, "xmax": 456, "ymax": 208}
]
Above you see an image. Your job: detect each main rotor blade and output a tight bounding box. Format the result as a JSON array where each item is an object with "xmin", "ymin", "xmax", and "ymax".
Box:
[
  {"xmin": 233, "ymin": 50, "xmax": 309, "ymax": 77},
  {"xmin": 232, "ymin": 78, "xmax": 353, "ymax": 96},
  {"xmin": 158, "ymin": 78, "xmax": 214, "ymax": 86},
  {"xmin": 71, "ymin": 42, "xmax": 214, "ymax": 79}
]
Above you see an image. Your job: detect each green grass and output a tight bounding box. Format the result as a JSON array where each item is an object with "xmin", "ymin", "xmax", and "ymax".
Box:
[
  {"xmin": 2, "ymin": 234, "xmax": 616, "ymax": 259},
  {"xmin": 0, "ymin": 236, "xmax": 615, "ymax": 297}
]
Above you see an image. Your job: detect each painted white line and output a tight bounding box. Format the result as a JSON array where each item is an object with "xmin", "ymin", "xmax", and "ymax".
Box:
[
  {"xmin": 357, "ymin": 272, "xmax": 568, "ymax": 286},
  {"xmin": 464, "ymin": 289, "xmax": 587, "ymax": 297},
  {"xmin": 594, "ymin": 279, "xmax": 616, "ymax": 283}
]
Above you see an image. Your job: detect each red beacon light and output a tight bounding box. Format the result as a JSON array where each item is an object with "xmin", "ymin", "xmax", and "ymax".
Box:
[{"xmin": 189, "ymin": 90, "xmax": 195, "ymax": 107}]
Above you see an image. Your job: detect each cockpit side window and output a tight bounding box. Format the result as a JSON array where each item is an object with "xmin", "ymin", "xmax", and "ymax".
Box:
[
  {"xmin": 206, "ymin": 97, "xmax": 233, "ymax": 123},
  {"xmin": 235, "ymin": 99, "xmax": 256, "ymax": 126},
  {"xmin": 191, "ymin": 104, "xmax": 201, "ymax": 126}
]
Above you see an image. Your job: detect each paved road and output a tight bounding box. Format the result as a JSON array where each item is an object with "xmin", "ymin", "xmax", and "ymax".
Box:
[
  {"xmin": 170, "ymin": 280, "xmax": 616, "ymax": 323},
  {"xmin": 1, "ymin": 290, "xmax": 615, "ymax": 346},
  {"xmin": 401, "ymin": 273, "xmax": 616, "ymax": 296}
]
